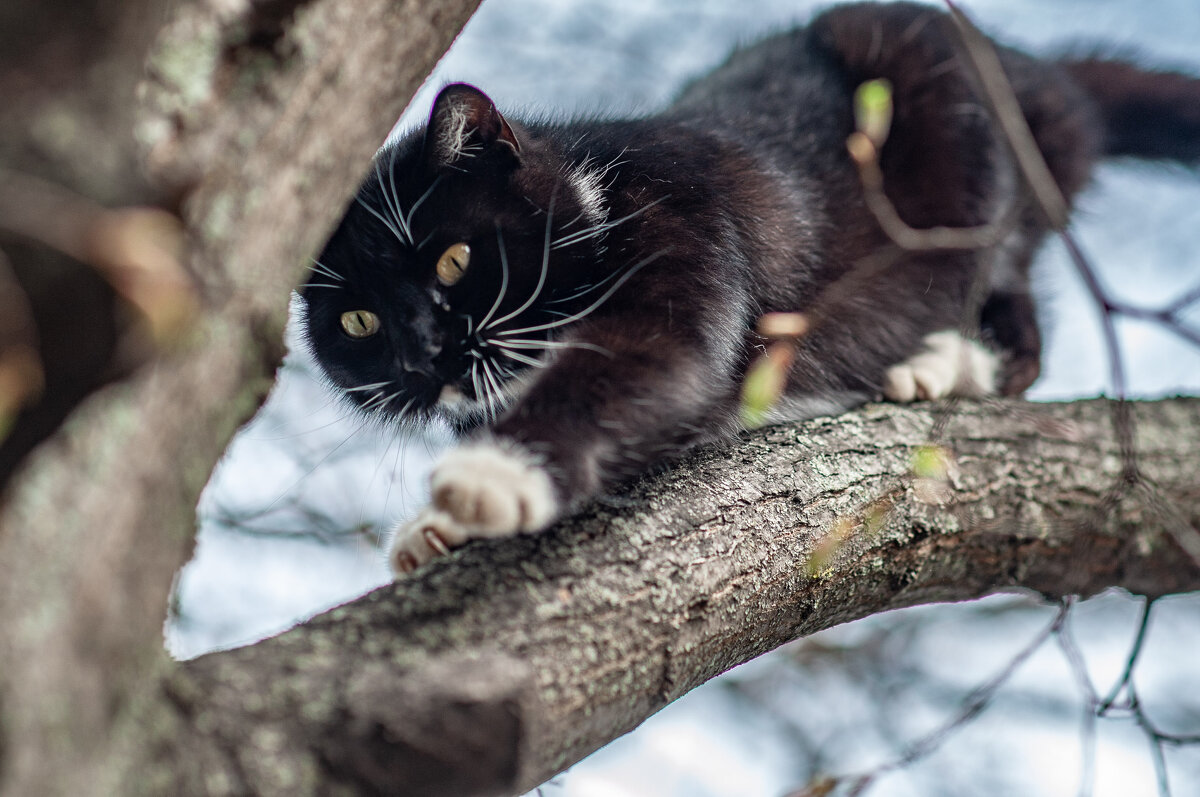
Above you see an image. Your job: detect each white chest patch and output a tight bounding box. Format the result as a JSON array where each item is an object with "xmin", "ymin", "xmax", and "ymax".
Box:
[{"xmin": 882, "ymin": 330, "xmax": 1000, "ymax": 402}]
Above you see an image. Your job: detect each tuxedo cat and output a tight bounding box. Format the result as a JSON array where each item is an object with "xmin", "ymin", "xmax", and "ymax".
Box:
[{"xmin": 300, "ymin": 2, "xmax": 1200, "ymax": 575}]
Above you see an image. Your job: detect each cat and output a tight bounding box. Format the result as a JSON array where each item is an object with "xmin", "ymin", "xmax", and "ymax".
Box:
[{"xmin": 300, "ymin": 1, "xmax": 1200, "ymax": 576}]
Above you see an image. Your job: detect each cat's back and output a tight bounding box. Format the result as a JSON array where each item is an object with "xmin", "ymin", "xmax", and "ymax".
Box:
[{"xmin": 664, "ymin": 23, "xmax": 853, "ymax": 170}]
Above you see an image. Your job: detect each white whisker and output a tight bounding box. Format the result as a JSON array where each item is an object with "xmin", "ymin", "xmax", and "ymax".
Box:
[
  {"xmin": 343, "ymin": 380, "xmax": 394, "ymax": 394},
  {"xmin": 310, "ymin": 260, "xmax": 345, "ymax": 282},
  {"xmin": 470, "ymin": 360, "xmax": 484, "ymax": 412},
  {"xmin": 495, "ymin": 347, "xmax": 545, "ymax": 369},
  {"xmin": 374, "ymin": 153, "xmax": 411, "ymax": 244},
  {"xmin": 477, "ymin": 223, "xmax": 512, "ymax": 331},
  {"xmin": 300, "ymin": 282, "xmax": 344, "ymax": 290},
  {"xmin": 384, "ymin": 148, "xmax": 415, "ymax": 244},
  {"xmin": 551, "ymin": 196, "xmax": 669, "ymax": 250},
  {"xmin": 370, "ymin": 390, "xmax": 403, "ymax": 414},
  {"xmin": 405, "ymin": 175, "xmax": 443, "ymax": 235},
  {"xmin": 480, "ymin": 360, "xmax": 504, "ymax": 422},
  {"xmin": 355, "ymin": 192, "xmax": 407, "ymax": 245},
  {"xmin": 359, "ymin": 390, "xmax": 387, "ymax": 412},
  {"xmin": 544, "ymin": 269, "xmax": 622, "ymax": 306},
  {"xmin": 497, "ymin": 248, "xmax": 670, "ymax": 338},
  {"xmin": 494, "ymin": 337, "xmax": 614, "ymax": 357},
  {"xmin": 484, "ymin": 191, "xmax": 557, "ymax": 331}
]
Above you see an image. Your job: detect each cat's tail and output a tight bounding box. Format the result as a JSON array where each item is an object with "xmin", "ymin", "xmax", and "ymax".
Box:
[{"xmin": 1059, "ymin": 57, "xmax": 1200, "ymax": 164}]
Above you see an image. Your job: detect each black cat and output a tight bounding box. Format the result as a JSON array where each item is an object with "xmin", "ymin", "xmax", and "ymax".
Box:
[{"xmin": 300, "ymin": 2, "xmax": 1200, "ymax": 575}]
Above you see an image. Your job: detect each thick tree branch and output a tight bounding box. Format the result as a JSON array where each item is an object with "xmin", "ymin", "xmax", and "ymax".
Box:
[{"xmin": 146, "ymin": 398, "xmax": 1200, "ymax": 796}]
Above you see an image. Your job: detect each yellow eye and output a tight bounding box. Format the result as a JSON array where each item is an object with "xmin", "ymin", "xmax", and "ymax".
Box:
[
  {"xmin": 436, "ymin": 242, "xmax": 471, "ymax": 286},
  {"xmin": 340, "ymin": 310, "xmax": 380, "ymax": 338}
]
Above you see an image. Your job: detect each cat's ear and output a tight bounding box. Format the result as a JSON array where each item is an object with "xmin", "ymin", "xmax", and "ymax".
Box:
[{"xmin": 424, "ymin": 83, "xmax": 522, "ymax": 170}]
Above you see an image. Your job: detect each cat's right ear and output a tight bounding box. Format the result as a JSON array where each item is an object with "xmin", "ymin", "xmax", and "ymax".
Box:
[{"xmin": 424, "ymin": 83, "xmax": 522, "ymax": 171}]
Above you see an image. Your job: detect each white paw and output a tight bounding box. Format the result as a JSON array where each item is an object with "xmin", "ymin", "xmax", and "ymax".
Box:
[
  {"xmin": 388, "ymin": 441, "xmax": 559, "ymax": 576},
  {"xmin": 883, "ymin": 330, "xmax": 999, "ymax": 402}
]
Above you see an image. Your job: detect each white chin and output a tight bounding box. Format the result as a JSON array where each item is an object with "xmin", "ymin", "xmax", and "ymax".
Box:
[{"xmin": 438, "ymin": 384, "xmax": 465, "ymax": 406}]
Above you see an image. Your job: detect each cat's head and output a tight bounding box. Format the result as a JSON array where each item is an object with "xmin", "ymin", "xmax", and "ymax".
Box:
[{"xmin": 300, "ymin": 84, "xmax": 608, "ymax": 428}]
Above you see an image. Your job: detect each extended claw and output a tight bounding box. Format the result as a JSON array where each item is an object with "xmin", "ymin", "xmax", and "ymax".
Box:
[
  {"xmin": 423, "ymin": 527, "xmax": 452, "ymax": 557},
  {"xmin": 392, "ymin": 550, "xmax": 418, "ymax": 574}
]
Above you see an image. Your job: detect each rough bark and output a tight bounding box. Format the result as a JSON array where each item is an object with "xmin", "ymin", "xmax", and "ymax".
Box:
[
  {"xmin": 146, "ymin": 397, "xmax": 1198, "ymax": 796},
  {"xmin": 0, "ymin": 1, "xmax": 481, "ymax": 795}
]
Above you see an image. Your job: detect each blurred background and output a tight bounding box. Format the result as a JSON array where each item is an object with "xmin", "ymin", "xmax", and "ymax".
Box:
[{"xmin": 166, "ymin": 1, "xmax": 1200, "ymax": 795}]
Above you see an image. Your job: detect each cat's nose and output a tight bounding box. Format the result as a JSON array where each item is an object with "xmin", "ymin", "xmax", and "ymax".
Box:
[
  {"xmin": 400, "ymin": 357, "xmax": 435, "ymax": 377},
  {"xmin": 397, "ymin": 339, "xmax": 441, "ymax": 376}
]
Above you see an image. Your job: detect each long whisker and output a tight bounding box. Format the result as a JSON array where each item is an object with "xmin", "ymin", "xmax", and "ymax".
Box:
[
  {"xmin": 355, "ymin": 192, "xmax": 407, "ymax": 245},
  {"xmin": 384, "ymin": 147, "xmax": 415, "ymax": 244},
  {"xmin": 470, "ymin": 359, "xmax": 484, "ymax": 411},
  {"xmin": 477, "ymin": 223, "xmax": 512, "ymax": 332},
  {"xmin": 492, "ymin": 360, "xmax": 520, "ymax": 379},
  {"xmin": 485, "ymin": 190, "xmax": 557, "ymax": 331},
  {"xmin": 550, "ymin": 196, "xmax": 669, "ymax": 250},
  {"xmin": 480, "ymin": 360, "xmax": 504, "ymax": 422},
  {"xmin": 493, "ymin": 337, "xmax": 615, "ymax": 357},
  {"xmin": 404, "ymin": 175, "xmax": 443, "ymax": 234},
  {"xmin": 497, "ymin": 248, "xmax": 670, "ymax": 338},
  {"xmin": 544, "ymin": 268, "xmax": 624, "ymax": 306},
  {"xmin": 260, "ymin": 418, "xmax": 372, "ymax": 512},
  {"xmin": 342, "ymin": 380, "xmax": 394, "ymax": 394},
  {"xmin": 310, "ymin": 260, "xmax": 345, "ymax": 282},
  {"xmin": 494, "ymin": 347, "xmax": 545, "ymax": 369},
  {"xmin": 359, "ymin": 390, "xmax": 389, "ymax": 413},
  {"xmin": 373, "ymin": 154, "xmax": 410, "ymax": 244},
  {"xmin": 300, "ymin": 282, "xmax": 344, "ymax": 290},
  {"xmin": 370, "ymin": 390, "xmax": 403, "ymax": 414}
]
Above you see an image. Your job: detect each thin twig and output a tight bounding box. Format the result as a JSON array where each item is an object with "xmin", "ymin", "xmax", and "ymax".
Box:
[
  {"xmin": 1098, "ymin": 597, "xmax": 1155, "ymax": 712},
  {"xmin": 841, "ymin": 602, "xmax": 1070, "ymax": 796}
]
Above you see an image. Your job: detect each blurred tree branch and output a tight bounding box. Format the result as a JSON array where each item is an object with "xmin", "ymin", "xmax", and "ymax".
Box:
[{"xmin": 0, "ymin": 0, "xmax": 481, "ymax": 795}]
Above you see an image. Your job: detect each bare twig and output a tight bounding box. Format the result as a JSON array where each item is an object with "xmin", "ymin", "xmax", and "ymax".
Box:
[
  {"xmin": 847, "ymin": 131, "xmax": 1026, "ymax": 252},
  {"xmin": 840, "ymin": 602, "xmax": 1070, "ymax": 797},
  {"xmin": 1098, "ymin": 597, "xmax": 1155, "ymax": 712}
]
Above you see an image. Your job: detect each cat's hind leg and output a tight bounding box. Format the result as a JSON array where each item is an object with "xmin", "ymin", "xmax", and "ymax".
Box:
[{"xmin": 881, "ymin": 330, "xmax": 1000, "ymax": 402}]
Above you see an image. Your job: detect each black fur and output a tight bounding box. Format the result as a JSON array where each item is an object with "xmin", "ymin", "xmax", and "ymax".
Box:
[{"xmin": 301, "ymin": 2, "xmax": 1200, "ymax": 513}]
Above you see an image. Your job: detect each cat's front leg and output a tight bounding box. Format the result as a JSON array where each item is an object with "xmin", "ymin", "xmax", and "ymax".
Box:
[{"xmin": 388, "ymin": 315, "xmax": 734, "ymax": 575}]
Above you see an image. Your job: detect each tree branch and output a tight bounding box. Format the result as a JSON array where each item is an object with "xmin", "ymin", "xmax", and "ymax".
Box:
[
  {"xmin": 0, "ymin": 2, "xmax": 481, "ymax": 795},
  {"xmin": 147, "ymin": 398, "xmax": 1200, "ymax": 796}
]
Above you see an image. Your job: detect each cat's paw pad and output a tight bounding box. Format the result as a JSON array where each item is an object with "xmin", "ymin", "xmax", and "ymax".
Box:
[
  {"xmin": 387, "ymin": 442, "xmax": 559, "ymax": 577},
  {"xmin": 883, "ymin": 330, "xmax": 998, "ymax": 402},
  {"xmin": 431, "ymin": 442, "xmax": 558, "ymax": 534}
]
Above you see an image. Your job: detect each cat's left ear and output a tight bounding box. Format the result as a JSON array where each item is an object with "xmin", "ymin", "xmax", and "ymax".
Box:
[{"xmin": 424, "ymin": 83, "xmax": 522, "ymax": 170}]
